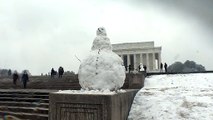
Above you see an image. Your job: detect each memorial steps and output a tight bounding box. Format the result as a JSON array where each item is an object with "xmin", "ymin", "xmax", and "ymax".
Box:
[
  {"xmin": 0, "ymin": 110, "xmax": 48, "ymax": 120},
  {"xmin": 29, "ymin": 75, "xmax": 81, "ymax": 90},
  {"xmin": 0, "ymin": 101, "xmax": 48, "ymax": 108},
  {"xmin": 30, "ymin": 80, "xmax": 81, "ymax": 90},
  {"xmin": 0, "ymin": 75, "xmax": 81, "ymax": 90},
  {"xmin": 0, "ymin": 90, "xmax": 56, "ymax": 120},
  {"xmin": 0, "ymin": 74, "xmax": 131, "ymax": 90}
]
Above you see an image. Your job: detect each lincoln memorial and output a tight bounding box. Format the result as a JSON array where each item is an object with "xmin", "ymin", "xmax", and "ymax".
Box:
[{"xmin": 112, "ymin": 41, "xmax": 162, "ymax": 72}]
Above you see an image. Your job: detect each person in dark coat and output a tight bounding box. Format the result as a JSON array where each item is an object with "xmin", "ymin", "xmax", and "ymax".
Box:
[
  {"xmin": 143, "ymin": 65, "xmax": 147, "ymax": 77},
  {"xmin": 164, "ymin": 63, "xmax": 168, "ymax": 73},
  {"xmin": 12, "ymin": 71, "xmax": 19, "ymax": 85},
  {"xmin": 21, "ymin": 71, "xmax": 29, "ymax": 89},
  {"xmin": 58, "ymin": 66, "xmax": 64, "ymax": 78},
  {"xmin": 128, "ymin": 64, "xmax": 132, "ymax": 73},
  {"xmin": 51, "ymin": 68, "xmax": 55, "ymax": 78},
  {"xmin": 160, "ymin": 63, "xmax": 163, "ymax": 72},
  {"xmin": 138, "ymin": 65, "xmax": 141, "ymax": 72},
  {"xmin": 143, "ymin": 65, "xmax": 147, "ymax": 73}
]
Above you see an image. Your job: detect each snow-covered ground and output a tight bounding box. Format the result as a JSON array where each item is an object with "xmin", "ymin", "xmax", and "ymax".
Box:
[{"xmin": 128, "ymin": 73, "xmax": 213, "ymax": 120}]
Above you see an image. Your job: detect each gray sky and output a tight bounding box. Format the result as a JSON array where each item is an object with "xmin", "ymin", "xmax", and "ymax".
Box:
[{"xmin": 0, "ymin": 0, "xmax": 213, "ymax": 75}]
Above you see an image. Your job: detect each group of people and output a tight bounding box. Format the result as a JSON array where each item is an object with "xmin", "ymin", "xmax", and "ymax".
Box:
[
  {"xmin": 128, "ymin": 62, "xmax": 168, "ymax": 73},
  {"xmin": 51, "ymin": 66, "xmax": 64, "ymax": 78},
  {"xmin": 128, "ymin": 64, "xmax": 147, "ymax": 73},
  {"xmin": 160, "ymin": 63, "xmax": 168, "ymax": 72},
  {"xmin": 12, "ymin": 70, "xmax": 29, "ymax": 89},
  {"xmin": 11, "ymin": 66, "xmax": 65, "ymax": 89}
]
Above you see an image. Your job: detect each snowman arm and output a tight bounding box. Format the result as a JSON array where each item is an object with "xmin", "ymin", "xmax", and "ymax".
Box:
[{"xmin": 75, "ymin": 55, "xmax": 81, "ymax": 62}]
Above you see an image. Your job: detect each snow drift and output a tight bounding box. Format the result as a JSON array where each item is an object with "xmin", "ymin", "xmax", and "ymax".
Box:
[{"xmin": 128, "ymin": 73, "xmax": 213, "ymax": 120}]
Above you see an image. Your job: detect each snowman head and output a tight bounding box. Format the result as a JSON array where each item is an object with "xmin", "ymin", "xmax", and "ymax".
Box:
[{"xmin": 96, "ymin": 27, "xmax": 107, "ymax": 36}]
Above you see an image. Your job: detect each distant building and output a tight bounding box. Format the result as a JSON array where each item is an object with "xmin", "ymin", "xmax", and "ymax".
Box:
[{"xmin": 112, "ymin": 41, "xmax": 162, "ymax": 72}]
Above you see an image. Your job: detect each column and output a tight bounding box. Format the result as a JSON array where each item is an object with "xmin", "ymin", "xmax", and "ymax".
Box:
[
  {"xmin": 153, "ymin": 53, "xmax": 156, "ymax": 70},
  {"xmin": 158, "ymin": 52, "xmax": 162, "ymax": 70},
  {"xmin": 127, "ymin": 54, "xmax": 130, "ymax": 66},
  {"xmin": 140, "ymin": 54, "xmax": 142, "ymax": 64},
  {"xmin": 134, "ymin": 54, "xmax": 137, "ymax": 71},
  {"xmin": 146, "ymin": 53, "xmax": 149, "ymax": 71}
]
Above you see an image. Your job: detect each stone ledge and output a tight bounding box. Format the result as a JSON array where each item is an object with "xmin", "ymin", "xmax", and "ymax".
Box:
[{"xmin": 49, "ymin": 89, "xmax": 139, "ymax": 120}]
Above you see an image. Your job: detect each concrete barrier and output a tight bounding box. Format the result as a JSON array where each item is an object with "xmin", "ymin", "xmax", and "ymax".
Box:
[
  {"xmin": 147, "ymin": 71, "xmax": 213, "ymax": 76},
  {"xmin": 126, "ymin": 72, "xmax": 145, "ymax": 89},
  {"xmin": 49, "ymin": 89, "xmax": 139, "ymax": 120}
]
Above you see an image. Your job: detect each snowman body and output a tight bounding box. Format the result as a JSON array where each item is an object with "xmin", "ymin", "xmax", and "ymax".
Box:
[{"xmin": 78, "ymin": 27, "xmax": 126, "ymax": 90}]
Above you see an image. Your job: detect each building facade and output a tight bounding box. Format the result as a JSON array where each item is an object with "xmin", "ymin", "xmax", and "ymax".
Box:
[{"xmin": 112, "ymin": 41, "xmax": 162, "ymax": 72}]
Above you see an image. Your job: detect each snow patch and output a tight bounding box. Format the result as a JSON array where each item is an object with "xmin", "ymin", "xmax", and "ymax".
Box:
[
  {"xmin": 128, "ymin": 73, "xmax": 213, "ymax": 120},
  {"xmin": 57, "ymin": 89, "xmax": 126, "ymax": 95}
]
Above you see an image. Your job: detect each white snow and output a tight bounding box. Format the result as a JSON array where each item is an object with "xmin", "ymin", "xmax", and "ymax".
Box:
[
  {"xmin": 128, "ymin": 73, "xmax": 213, "ymax": 120},
  {"xmin": 78, "ymin": 27, "xmax": 125, "ymax": 90},
  {"xmin": 56, "ymin": 89, "xmax": 126, "ymax": 95},
  {"xmin": 91, "ymin": 36, "xmax": 112, "ymax": 51}
]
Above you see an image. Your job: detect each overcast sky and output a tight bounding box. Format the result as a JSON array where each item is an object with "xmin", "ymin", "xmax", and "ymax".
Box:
[{"xmin": 0, "ymin": 0, "xmax": 213, "ymax": 75}]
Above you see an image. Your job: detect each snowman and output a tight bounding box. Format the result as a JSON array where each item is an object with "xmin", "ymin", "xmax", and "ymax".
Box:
[{"xmin": 78, "ymin": 27, "xmax": 126, "ymax": 91}]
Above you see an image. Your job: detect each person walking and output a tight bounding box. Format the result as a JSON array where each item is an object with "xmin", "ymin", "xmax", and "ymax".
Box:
[
  {"xmin": 58, "ymin": 66, "xmax": 64, "ymax": 78},
  {"xmin": 12, "ymin": 71, "xmax": 19, "ymax": 85},
  {"xmin": 51, "ymin": 68, "xmax": 55, "ymax": 78},
  {"xmin": 164, "ymin": 63, "xmax": 168, "ymax": 73},
  {"xmin": 21, "ymin": 70, "xmax": 29, "ymax": 89}
]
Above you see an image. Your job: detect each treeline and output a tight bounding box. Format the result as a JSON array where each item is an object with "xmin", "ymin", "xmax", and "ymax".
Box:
[
  {"xmin": 0, "ymin": 69, "xmax": 31, "ymax": 77},
  {"xmin": 168, "ymin": 60, "xmax": 205, "ymax": 73},
  {"xmin": 0, "ymin": 69, "xmax": 12, "ymax": 77},
  {"xmin": 63, "ymin": 71, "xmax": 75, "ymax": 75}
]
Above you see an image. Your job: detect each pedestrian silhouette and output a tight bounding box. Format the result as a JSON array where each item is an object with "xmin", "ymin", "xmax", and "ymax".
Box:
[
  {"xmin": 128, "ymin": 64, "xmax": 132, "ymax": 73},
  {"xmin": 164, "ymin": 63, "xmax": 168, "ymax": 73},
  {"xmin": 138, "ymin": 65, "xmax": 141, "ymax": 72},
  {"xmin": 12, "ymin": 71, "xmax": 19, "ymax": 85},
  {"xmin": 160, "ymin": 63, "xmax": 163, "ymax": 72},
  {"xmin": 143, "ymin": 65, "xmax": 147, "ymax": 73},
  {"xmin": 21, "ymin": 70, "xmax": 29, "ymax": 89},
  {"xmin": 58, "ymin": 66, "xmax": 64, "ymax": 78},
  {"xmin": 51, "ymin": 68, "xmax": 55, "ymax": 78}
]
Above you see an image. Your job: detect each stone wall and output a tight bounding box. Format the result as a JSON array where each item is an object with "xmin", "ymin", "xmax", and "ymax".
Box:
[
  {"xmin": 147, "ymin": 71, "xmax": 213, "ymax": 76},
  {"xmin": 49, "ymin": 89, "xmax": 139, "ymax": 120}
]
